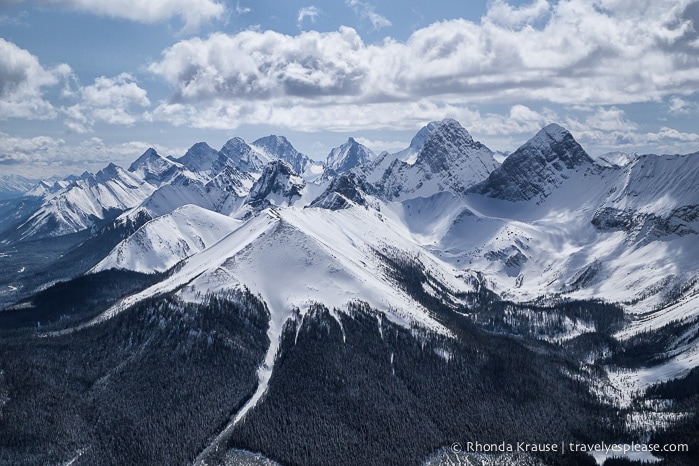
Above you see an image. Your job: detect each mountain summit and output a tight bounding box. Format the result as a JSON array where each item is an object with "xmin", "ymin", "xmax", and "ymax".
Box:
[
  {"xmin": 367, "ymin": 118, "xmax": 498, "ymax": 200},
  {"xmin": 128, "ymin": 148, "xmax": 181, "ymax": 185},
  {"xmin": 325, "ymin": 137, "xmax": 375, "ymax": 174},
  {"xmin": 252, "ymin": 135, "xmax": 314, "ymax": 175},
  {"xmin": 469, "ymin": 123, "xmax": 594, "ymax": 201}
]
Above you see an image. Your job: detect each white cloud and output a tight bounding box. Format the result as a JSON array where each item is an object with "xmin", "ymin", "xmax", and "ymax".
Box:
[
  {"xmin": 64, "ymin": 73, "xmax": 150, "ymax": 132},
  {"xmin": 297, "ymin": 6, "xmax": 320, "ymax": 28},
  {"xmin": 646, "ymin": 127, "xmax": 699, "ymax": 143},
  {"xmin": 0, "ymin": 38, "xmax": 69, "ymax": 120},
  {"xmin": 669, "ymin": 96, "xmax": 699, "ymax": 115},
  {"xmin": 346, "ymin": 0, "xmax": 391, "ymax": 30},
  {"xmin": 148, "ymin": 0, "xmax": 699, "ymax": 133},
  {"xmin": 484, "ymin": 0, "xmax": 550, "ymax": 28},
  {"xmin": 0, "ymin": 133, "xmax": 66, "ymax": 166},
  {"xmin": 148, "ymin": 28, "xmax": 369, "ymax": 103},
  {"xmin": 38, "ymin": 0, "xmax": 224, "ymax": 30}
]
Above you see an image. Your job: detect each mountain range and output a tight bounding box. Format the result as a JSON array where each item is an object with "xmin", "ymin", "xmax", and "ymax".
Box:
[{"xmin": 1, "ymin": 118, "xmax": 698, "ymax": 466}]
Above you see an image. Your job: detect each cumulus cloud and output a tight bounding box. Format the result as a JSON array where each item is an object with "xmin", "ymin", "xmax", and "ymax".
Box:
[
  {"xmin": 0, "ymin": 38, "xmax": 69, "ymax": 120},
  {"xmin": 147, "ymin": 0, "xmax": 699, "ymax": 134},
  {"xmin": 484, "ymin": 0, "xmax": 550, "ymax": 28},
  {"xmin": 148, "ymin": 27, "xmax": 369, "ymax": 103},
  {"xmin": 64, "ymin": 73, "xmax": 151, "ymax": 132},
  {"xmin": 646, "ymin": 127, "xmax": 699, "ymax": 143},
  {"xmin": 0, "ymin": 133, "xmax": 66, "ymax": 166},
  {"xmin": 297, "ymin": 6, "xmax": 320, "ymax": 28},
  {"xmin": 36, "ymin": 0, "xmax": 224, "ymax": 30}
]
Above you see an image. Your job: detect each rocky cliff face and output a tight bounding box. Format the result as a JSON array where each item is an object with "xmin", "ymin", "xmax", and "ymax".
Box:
[{"xmin": 470, "ymin": 123, "xmax": 596, "ymax": 202}]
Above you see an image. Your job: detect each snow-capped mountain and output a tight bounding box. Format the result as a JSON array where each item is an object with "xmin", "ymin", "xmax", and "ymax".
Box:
[
  {"xmin": 325, "ymin": 137, "xmax": 375, "ymax": 174},
  {"xmin": 0, "ymin": 174, "xmax": 40, "ymax": 199},
  {"xmin": 134, "ymin": 172, "xmax": 218, "ymax": 218},
  {"xmin": 219, "ymin": 137, "xmax": 270, "ymax": 173},
  {"xmin": 175, "ymin": 138, "xmax": 268, "ymax": 179},
  {"xmin": 468, "ymin": 123, "xmax": 596, "ymax": 202},
  {"xmin": 175, "ymin": 142, "xmax": 221, "ymax": 175},
  {"xmin": 16, "ymin": 163, "xmax": 156, "ymax": 239},
  {"xmin": 3, "ymin": 119, "xmax": 699, "ymax": 466},
  {"xmin": 365, "ymin": 118, "xmax": 499, "ymax": 200},
  {"xmin": 127, "ymin": 148, "xmax": 183, "ymax": 185},
  {"xmin": 24, "ymin": 179, "xmax": 71, "ymax": 197},
  {"xmin": 89, "ymin": 205, "xmax": 472, "ymax": 336},
  {"xmin": 309, "ymin": 171, "xmax": 376, "ymax": 210},
  {"xmin": 251, "ymin": 135, "xmax": 320, "ymax": 177}
]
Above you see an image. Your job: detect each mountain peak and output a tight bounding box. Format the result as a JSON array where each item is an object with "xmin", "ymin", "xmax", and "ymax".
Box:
[
  {"xmin": 415, "ymin": 118, "xmax": 489, "ymax": 173},
  {"xmin": 469, "ymin": 123, "xmax": 595, "ymax": 201},
  {"xmin": 540, "ymin": 123, "xmax": 569, "ymax": 141},
  {"xmin": 129, "ymin": 148, "xmax": 181, "ymax": 184},
  {"xmin": 128, "ymin": 148, "xmax": 162, "ymax": 170},
  {"xmin": 95, "ymin": 162, "xmax": 122, "ymax": 182},
  {"xmin": 435, "ymin": 118, "xmax": 474, "ymax": 143},
  {"xmin": 176, "ymin": 142, "xmax": 219, "ymax": 174},
  {"xmin": 220, "ymin": 137, "xmax": 267, "ymax": 173},
  {"xmin": 520, "ymin": 124, "xmax": 593, "ymax": 168},
  {"xmin": 252, "ymin": 135, "xmax": 313, "ymax": 175},
  {"xmin": 393, "ymin": 121, "xmax": 440, "ymax": 165},
  {"xmin": 411, "ymin": 121, "xmax": 440, "ymax": 146},
  {"xmin": 325, "ymin": 138, "xmax": 375, "ymax": 174},
  {"xmin": 310, "ymin": 171, "xmax": 373, "ymax": 210}
]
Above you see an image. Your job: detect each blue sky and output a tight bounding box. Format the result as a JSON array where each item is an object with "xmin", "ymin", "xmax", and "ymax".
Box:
[{"xmin": 1, "ymin": 0, "xmax": 698, "ymax": 177}]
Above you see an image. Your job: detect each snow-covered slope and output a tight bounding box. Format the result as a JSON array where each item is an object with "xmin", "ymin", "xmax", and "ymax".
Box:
[
  {"xmin": 0, "ymin": 174, "xmax": 40, "ymax": 199},
  {"xmin": 93, "ymin": 204, "xmax": 242, "ymax": 273},
  {"xmin": 87, "ymin": 202, "xmax": 481, "ymax": 339},
  {"xmin": 595, "ymin": 151, "xmax": 638, "ymax": 168},
  {"xmin": 17, "ymin": 163, "xmax": 156, "ymax": 239},
  {"xmin": 592, "ymin": 152, "xmax": 699, "ymax": 243},
  {"xmin": 393, "ymin": 121, "xmax": 439, "ymax": 165},
  {"xmin": 134, "ymin": 165, "xmax": 253, "ymax": 217}
]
